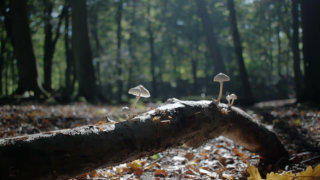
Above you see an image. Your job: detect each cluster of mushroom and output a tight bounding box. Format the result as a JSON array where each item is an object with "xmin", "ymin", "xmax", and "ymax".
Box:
[
  {"xmin": 125, "ymin": 73, "xmax": 236, "ymax": 117},
  {"xmin": 213, "ymin": 73, "xmax": 237, "ymax": 107}
]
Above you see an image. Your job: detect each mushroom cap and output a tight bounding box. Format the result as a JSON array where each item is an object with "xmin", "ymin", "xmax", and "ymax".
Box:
[
  {"xmin": 213, "ymin": 73, "xmax": 230, "ymax": 82},
  {"xmin": 121, "ymin": 106, "xmax": 130, "ymax": 112},
  {"xmin": 229, "ymin": 93, "xmax": 237, "ymax": 99},
  {"xmin": 128, "ymin": 85, "xmax": 150, "ymax": 98},
  {"xmin": 226, "ymin": 94, "xmax": 232, "ymax": 101}
]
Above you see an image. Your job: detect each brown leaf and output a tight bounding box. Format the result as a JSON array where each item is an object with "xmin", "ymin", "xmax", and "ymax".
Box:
[
  {"xmin": 88, "ymin": 170, "xmax": 99, "ymax": 178},
  {"xmin": 185, "ymin": 153, "xmax": 195, "ymax": 161},
  {"xmin": 134, "ymin": 168, "xmax": 143, "ymax": 176},
  {"xmin": 154, "ymin": 169, "xmax": 168, "ymax": 177}
]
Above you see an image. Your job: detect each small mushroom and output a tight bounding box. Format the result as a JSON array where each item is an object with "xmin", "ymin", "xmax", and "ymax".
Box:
[
  {"xmin": 128, "ymin": 85, "xmax": 150, "ymax": 114},
  {"xmin": 226, "ymin": 94, "xmax": 237, "ymax": 106},
  {"xmin": 213, "ymin": 73, "xmax": 230, "ymax": 103},
  {"xmin": 121, "ymin": 106, "xmax": 130, "ymax": 112},
  {"xmin": 226, "ymin": 94, "xmax": 232, "ymax": 106}
]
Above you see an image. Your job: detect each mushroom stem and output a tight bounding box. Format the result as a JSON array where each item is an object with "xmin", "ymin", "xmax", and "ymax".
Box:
[
  {"xmin": 131, "ymin": 95, "xmax": 141, "ymax": 113},
  {"xmin": 227, "ymin": 99, "xmax": 231, "ymax": 106},
  {"xmin": 231, "ymin": 98, "xmax": 235, "ymax": 106},
  {"xmin": 217, "ymin": 82, "xmax": 224, "ymax": 103}
]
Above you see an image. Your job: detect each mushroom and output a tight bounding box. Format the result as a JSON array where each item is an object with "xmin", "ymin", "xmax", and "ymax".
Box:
[
  {"xmin": 128, "ymin": 85, "xmax": 150, "ymax": 113},
  {"xmin": 226, "ymin": 94, "xmax": 237, "ymax": 106},
  {"xmin": 121, "ymin": 106, "xmax": 130, "ymax": 112},
  {"xmin": 213, "ymin": 73, "xmax": 230, "ymax": 103}
]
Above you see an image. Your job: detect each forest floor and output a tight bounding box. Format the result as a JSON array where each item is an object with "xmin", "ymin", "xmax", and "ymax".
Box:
[{"xmin": 0, "ymin": 99, "xmax": 319, "ymax": 179}]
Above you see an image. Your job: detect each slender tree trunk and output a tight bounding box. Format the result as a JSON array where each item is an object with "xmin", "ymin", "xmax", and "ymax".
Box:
[
  {"xmin": 0, "ymin": 38, "xmax": 5, "ymax": 96},
  {"xmin": 227, "ymin": 0, "xmax": 254, "ymax": 104},
  {"xmin": 5, "ymin": 60, "xmax": 8, "ymax": 95},
  {"xmin": 90, "ymin": 7, "xmax": 101, "ymax": 87},
  {"xmin": 6, "ymin": 0, "xmax": 45, "ymax": 97},
  {"xmin": 196, "ymin": 0, "xmax": 226, "ymax": 74},
  {"xmin": 301, "ymin": 0, "xmax": 320, "ymax": 103},
  {"xmin": 128, "ymin": 0, "xmax": 137, "ymax": 90},
  {"xmin": 276, "ymin": 24, "xmax": 282, "ymax": 77},
  {"xmin": 43, "ymin": 1, "xmax": 54, "ymax": 91},
  {"xmin": 191, "ymin": 58, "xmax": 197, "ymax": 94},
  {"xmin": 64, "ymin": 1, "xmax": 74, "ymax": 97},
  {"xmin": 115, "ymin": 0, "xmax": 123, "ymax": 102},
  {"xmin": 43, "ymin": 2, "xmax": 64, "ymax": 91},
  {"xmin": 71, "ymin": 0, "xmax": 97, "ymax": 102},
  {"xmin": 10, "ymin": 55, "xmax": 15, "ymax": 93},
  {"xmin": 291, "ymin": 0, "xmax": 303, "ymax": 101},
  {"xmin": 147, "ymin": 0, "xmax": 158, "ymax": 97}
]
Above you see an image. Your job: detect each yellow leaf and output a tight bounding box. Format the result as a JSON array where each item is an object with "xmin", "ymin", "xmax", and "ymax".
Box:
[
  {"xmin": 222, "ymin": 174, "xmax": 233, "ymax": 179},
  {"xmin": 247, "ymin": 166, "xmax": 262, "ymax": 180},
  {"xmin": 266, "ymin": 171, "xmax": 294, "ymax": 180},
  {"xmin": 296, "ymin": 164, "xmax": 320, "ymax": 180},
  {"xmin": 127, "ymin": 160, "xmax": 142, "ymax": 171}
]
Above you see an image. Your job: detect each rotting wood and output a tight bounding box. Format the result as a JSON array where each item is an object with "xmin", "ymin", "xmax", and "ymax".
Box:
[{"xmin": 0, "ymin": 98, "xmax": 288, "ymax": 179}]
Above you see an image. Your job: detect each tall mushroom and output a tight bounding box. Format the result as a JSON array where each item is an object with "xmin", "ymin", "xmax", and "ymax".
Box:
[
  {"xmin": 128, "ymin": 85, "xmax": 150, "ymax": 114},
  {"xmin": 213, "ymin": 73, "xmax": 230, "ymax": 103}
]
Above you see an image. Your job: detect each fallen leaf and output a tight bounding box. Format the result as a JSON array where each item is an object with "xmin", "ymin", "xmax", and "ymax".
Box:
[
  {"xmin": 127, "ymin": 160, "xmax": 142, "ymax": 171},
  {"xmin": 247, "ymin": 166, "xmax": 262, "ymax": 180},
  {"xmin": 88, "ymin": 170, "xmax": 99, "ymax": 178},
  {"xmin": 222, "ymin": 174, "xmax": 233, "ymax": 180},
  {"xmin": 185, "ymin": 153, "xmax": 195, "ymax": 160},
  {"xmin": 160, "ymin": 120, "xmax": 171, "ymax": 125},
  {"xmin": 134, "ymin": 168, "xmax": 143, "ymax": 176},
  {"xmin": 185, "ymin": 170, "xmax": 196, "ymax": 175},
  {"xmin": 154, "ymin": 169, "xmax": 168, "ymax": 177}
]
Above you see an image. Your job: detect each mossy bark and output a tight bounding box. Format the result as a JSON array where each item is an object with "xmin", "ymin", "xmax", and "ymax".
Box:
[{"xmin": 0, "ymin": 99, "xmax": 288, "ymax": 179}]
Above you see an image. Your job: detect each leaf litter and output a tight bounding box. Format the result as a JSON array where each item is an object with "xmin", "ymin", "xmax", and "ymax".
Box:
[{"xmin": 0, "ymin": 101, "xmax": 319, "ymax": 179}]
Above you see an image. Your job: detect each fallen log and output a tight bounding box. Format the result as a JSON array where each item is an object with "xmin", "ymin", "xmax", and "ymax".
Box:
[{"xmin": 0, "ymin": 99, "xmax": 288, "ymax": 179}]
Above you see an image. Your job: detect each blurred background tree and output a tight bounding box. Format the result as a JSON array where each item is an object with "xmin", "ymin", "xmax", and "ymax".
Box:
[{"xmin": 0, "ymin": 0, "xmax": 319, "ymax": 105}]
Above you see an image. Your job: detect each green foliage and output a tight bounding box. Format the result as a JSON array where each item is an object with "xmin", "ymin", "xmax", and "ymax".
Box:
[{"xmin": 0, "ymin": 0, "xmax": 298, "ymax": 102}]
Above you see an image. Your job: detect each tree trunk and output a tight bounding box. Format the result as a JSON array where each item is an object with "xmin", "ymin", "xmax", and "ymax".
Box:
[
  {"xmin": 191, "ymin": 58, "xmax": 197, "ymax": 94},
  {"xmin": 43, "ymin": 1, "xmax": 54, "ymax": 91},
  {"xmin": 70, "ymin": 0, "xmax": 97, "ymax": 102},
  {"xmin": 89, "ymin": 2, "xmax": 102, "ymax": 87},
  {"xmin": 276, "ymin": 22, "xmax": 282, "ymax": 77},
  {"xmin": 0, "ymin": 99, "xmax": 288, "ymax": 179},
  {"xmin": 64, "ymin": 0, "xmax": 75, "ymax": 99},
  {"xmin": 227, "ymin": 0, "xmax": 254, "ymax": 105},
  {"xmin": 147, "ymin": 0, "xmax": 158, "ymax": 98},
  {"xmin": 0, "ymin": 38, "xmax": 5, "ymax": 96},
  {"xmin": 128, "ymin": 0, "xmax": 138, "ymax": 90},
  {"xmin": 196, "ymin": 0, "xmax": 226, "ymax": 74},
  {"xmin": 43, "ymin": 1, "xmax": 64, "ymax": 91},
  {"xmin": 115, "ymin": 0, "xmax": 123, "ymax": 102},
  {"xmin": 301, "ymin": 0, "xmax": 320, "ymax": 103},
  {"xmin": 6, "ymin": 0, "xmax": 45, "ymax": 97},
  {"xmin": 291, "ymin": 0, "xmax": 303, "ymax": 101}
]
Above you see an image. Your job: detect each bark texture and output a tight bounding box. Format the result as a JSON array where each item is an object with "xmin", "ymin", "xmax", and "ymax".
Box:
[{"xmin": 0, "ymin": 99, "xmax": 288, "ymax": 179}]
